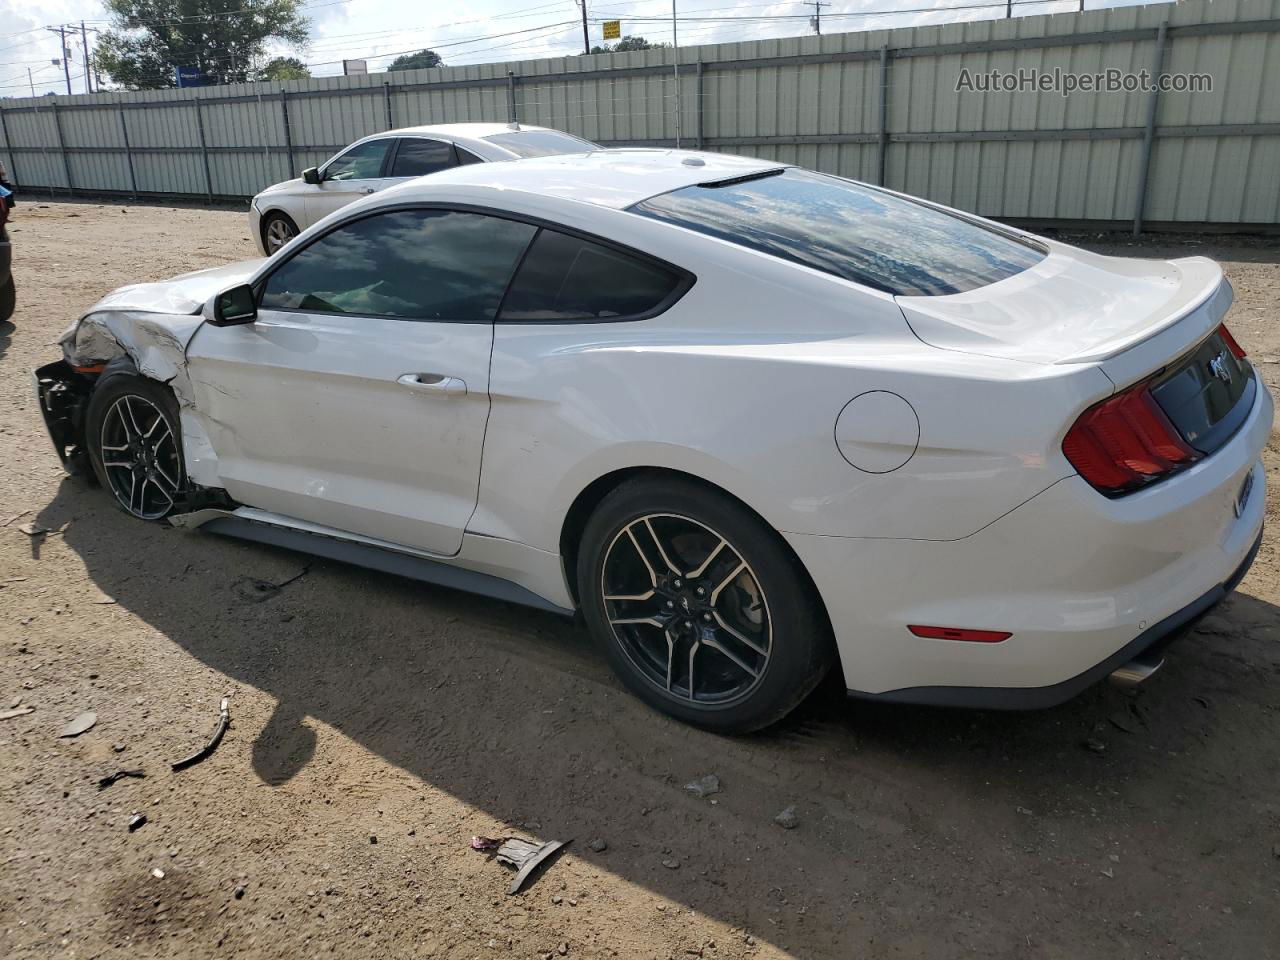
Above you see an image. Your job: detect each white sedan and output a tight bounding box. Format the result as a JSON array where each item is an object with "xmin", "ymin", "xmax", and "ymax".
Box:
[
  {"xmin": 37, "ymin": 150, "xmax": 1271, "ymax": 732},
  {"xmin": 248, "ymin": 122, "xmax": 599, "ymax": 255}
]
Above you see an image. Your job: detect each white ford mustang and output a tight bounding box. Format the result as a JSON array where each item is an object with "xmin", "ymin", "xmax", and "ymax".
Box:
[
  {"xmin": 36, "ymin": 149, "xmax": 1271, "ymax": 732},
  {"xmin": 249, "ymin": 122, "xmax": 599, "ymax": 255}
]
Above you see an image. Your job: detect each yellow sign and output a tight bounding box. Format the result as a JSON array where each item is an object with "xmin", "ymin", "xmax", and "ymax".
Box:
[{"xmin": 602, "ymin": 20, "xmax": 621, "ymax": 40}]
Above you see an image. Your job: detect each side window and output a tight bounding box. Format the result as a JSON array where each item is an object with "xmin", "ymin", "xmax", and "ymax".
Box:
[
  {"xmin": 455, "ymin": 146, "xmax": 484, "ymax": 166},
  {"xmin": 390, "ymin": 138, "xmax": 456, "ymax": 178},
  {"xmin": 323, "ymin": 139, "xmax": 392, "ymax": 181},
  {"xmin": 499, "ymin": 229, "xmax": 683, "ymax": 322},
  {"xmin": 260, "ymin": 209, "xmax": 536, "ymax": 321}
]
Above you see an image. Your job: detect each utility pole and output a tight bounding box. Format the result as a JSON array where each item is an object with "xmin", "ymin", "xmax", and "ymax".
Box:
[
  {"xmin": 578, "ymin": 0, "xmax": 589, "ymax": 55},
  {"xmin": 672, "ymin": 0, "xmax": 680, "ymax": 148},
  {"xmin": 80, "ymin": 22, "xmax": 93, "ymax": 93},
  {"xmin": 804, "ymin": 1, "xmax": 830, "ymax": 35},
  {"xmin": 46, "ymin": 26, "xmax": 72, "ymax": 95},
  {"xmin": 28, "ymin": 67, "xmax": 36, "ymax": 97}
]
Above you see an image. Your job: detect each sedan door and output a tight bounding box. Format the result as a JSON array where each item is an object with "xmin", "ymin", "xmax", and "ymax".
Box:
[
  {"xmin": 184, "ymin": 207, "xmax": 537, "ymax": 556},
  {"xmin": 302, "ymin": 137, "xmax": 397, "ymax": 227}
]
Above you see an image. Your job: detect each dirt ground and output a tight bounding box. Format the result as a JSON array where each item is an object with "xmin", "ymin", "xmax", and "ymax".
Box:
[{"xmin": 2, "ymin": 201, "xmax": 1280, "ymax": 960}]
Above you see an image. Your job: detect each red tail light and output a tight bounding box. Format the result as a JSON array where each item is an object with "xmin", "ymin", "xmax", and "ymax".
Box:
[
  {"xmin": 1218, "ymin": 323, "xmax": 1247, "ymax": 359},
  {"xmin": 1063, "ymin": 377, "xmax": 1199, "ymax": 496}
]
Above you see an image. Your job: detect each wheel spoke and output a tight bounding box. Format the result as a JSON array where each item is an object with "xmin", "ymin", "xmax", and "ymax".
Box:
[
  {"xmin": 713, "ymin": 610, "xmax": 769, "ymax": 657},
  {"xmin": 122, "ymin": 397, "xmax": 145, "ymax": 439},
  {"xmin": 102, "ymin": 460, "xmax": 134, "ymax": 469},
  {"xmin": 624, "ymin": 527, "xmax": 659, "ymax": 588},
  {"xmin": 686, "ymin": 538, "xmax": 727, "ymax": 579},
  {"xmin": 604, "ymin": 589, "xmax": 655, "ymax": 602},
  {"xmin": 702, "ymin": 634, "xmax": 760, "ymax": 679},
  {"xmin": 152, "ymin": 460, "xmax": 180, "ymax": 493},
  {"xmin": 709, "ymin": 561, "xmax": 748, "ymax": 605},
  {"xmin": 101, "ymin": 442, "xmax": 130, "ymax": 452},
  {"xmin": 609, "ymin": 616, "xmax": 665, "ymax": 628},
  {"xmin": 642, "ymin": 517, "xmax": 683, "ymax": 576},
  {"xmin": 688, "ymin": 641, "xmax": 699, "ymax": 699},
  {"xmin": 665, "ymin": 633, "xmax": 676, "ymax": 691}
]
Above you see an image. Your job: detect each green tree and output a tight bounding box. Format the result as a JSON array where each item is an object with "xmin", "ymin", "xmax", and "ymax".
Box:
[
  {"xmin": 259, "ymin": 55, "xmax": 309, "ymax": 81},
  {"xmin": 385, "ymin": 49, "xmax": 444, "ymax": 72},
  {"xmin": 589, "ymin": 35, "xmax": 670, "ymax": 54},
  {"xmin": 95, "ymin": 0, "xmax": 309, "ymax": 90}
]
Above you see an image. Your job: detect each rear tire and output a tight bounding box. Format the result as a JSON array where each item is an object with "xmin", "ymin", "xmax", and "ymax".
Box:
[
  {"xmin": 261, "ymin": 211, "xmax": 299, "ymax": 254},
  {"xmin": 578, "ymin": 476, "xmax": 834, "ymax": 733},
  {"xmin": 0, "ymin": 275, "xmax": 13, "ymax": 323},
  {"xmin": 85, "ymin": 371, "xmax": 186, "ymax": 521}
]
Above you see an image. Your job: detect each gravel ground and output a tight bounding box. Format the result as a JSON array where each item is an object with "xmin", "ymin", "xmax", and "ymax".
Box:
[{"xmin": 2, "ymin": 201, "xmax": 1280, "ymax": 960}]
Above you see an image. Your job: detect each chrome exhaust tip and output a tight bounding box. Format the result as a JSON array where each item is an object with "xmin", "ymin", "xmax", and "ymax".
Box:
[{"xmin": 1109, "ymin": 656, "xmax": 1164, "ymax": 688}]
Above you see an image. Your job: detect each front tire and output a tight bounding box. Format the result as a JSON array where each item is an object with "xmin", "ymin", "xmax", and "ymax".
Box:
[
  {"xmin": 578, "ymin": 476, "xmax": 834, "ymax": 733},
  {"xmin": 261, "ymin": 211, "xmax": 298, "ymax": 255},
  {"xmin": 0, "ymin": 275, "xmax": 13, "ymax": 323},
  {"xmin": 85, "ymin": 372, "xmax": 186, "ymax": 521}
]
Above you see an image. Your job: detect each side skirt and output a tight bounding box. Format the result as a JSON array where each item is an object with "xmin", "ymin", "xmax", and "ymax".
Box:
[{"xmin": 173, "ymin": 508, "xmax": 574, "ymax": 617}]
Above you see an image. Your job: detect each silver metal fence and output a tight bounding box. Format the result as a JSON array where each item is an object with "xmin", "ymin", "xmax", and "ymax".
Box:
[{"xmin": 1, "ymin": 0, "xmax": 1277, "ymax": 231}]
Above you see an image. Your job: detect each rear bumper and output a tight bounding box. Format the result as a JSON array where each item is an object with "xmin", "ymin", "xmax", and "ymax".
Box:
[
  {"xmin": 853, "ymin": 525, "xmax": 1261, "ymax": 709},
  {"xmin": 787, "ymin": 377, "xmax": 1272, "ymax": 708},
  {"xmin": 247, "ymin": 201, "xmax": 266, "ymax": 257}
]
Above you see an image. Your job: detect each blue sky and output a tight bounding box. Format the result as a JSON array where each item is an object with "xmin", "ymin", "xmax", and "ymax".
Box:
[{"xmin": 0, "ymin": 0, "xmax": 1152, "ymax": 96}]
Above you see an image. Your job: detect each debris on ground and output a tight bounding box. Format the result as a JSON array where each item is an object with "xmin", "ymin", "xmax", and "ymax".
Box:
[
  {"xmin": 1108, "ymin": 712, "xmax": 1140, "ymax": 734},
  {"xmin": 0, "ymin": 706, "xmax": 34, "ymax": 721},
  {"xmin": 587, "ymin": 838, "xmax": 608, "ymax": 853},
  {"xmin": 59, "ymin": 711, "xmax": 97, "ymax": 738},
  {"xmin": 171, "ymin": 696, "xmax": 229, "ymax": 771},
  {"xmin": 18, "ymin": 521, "xmax": 50, "ymax": 537},
  {"xmin": 234, "ymin": 883, "xmax": 247, "ymax": 899},
  {"xmin": 774, "ymin": 805, "xmax": 799, "ymax": 830},
  {"xmin": 150, "ymin": 867, "xmax": 165, "ymax": 879},
  {"xmin": 662, "ymin": 858, "xmax": 680, "ymax": 870},
  {"xmin": 1082, "ymin": 738, "xmax": 1108, "ymax": 754},
  {"xmin": 128, "ymin": 813, "xmax": 147, "ymax": 832},
  {"xmin": 684, "ymin": 774, "xmax": 721, "ymax": 798},
  {"xmin": 471, "ymin": 836, "xmax": 571, "ymax": 894},
  {"xmin": 98, "ymin": 768, "xmax": 145, "ymax": 790},
  {"xmin": 232, "ymin": 566, "xmax": 309, "ymax": 603},
  {"xmin": 1, "ymin": 511, "xmax": 30, "ymax": 527}
]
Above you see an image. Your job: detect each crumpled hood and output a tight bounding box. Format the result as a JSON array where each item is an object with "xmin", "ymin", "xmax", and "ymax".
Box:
[
  {"xmin": 86, "ymin": 258, "xmax": 264, "ymax": 318},
  {"xmin": 895, "ymin": 244, "xmax": 1226, "ymax": 365}
]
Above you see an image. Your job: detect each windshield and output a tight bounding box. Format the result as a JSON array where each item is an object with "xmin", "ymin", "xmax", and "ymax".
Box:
[
  {"xmin": 483, "ymin": 130, "xmax": 598, "ymax": 158},
  {"xmin": 631, "ymin": 168, "xmax": 1046, "ymax": 296}
]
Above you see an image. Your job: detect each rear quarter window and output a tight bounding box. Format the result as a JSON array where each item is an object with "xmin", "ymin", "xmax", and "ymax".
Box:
[
  {"xmin": 631, "ymin": 168, "xmax": 1046, "ymax": 297},
  {"xmin": 499, "ymin": 229, "xmax": 685, "ymax": 322}
]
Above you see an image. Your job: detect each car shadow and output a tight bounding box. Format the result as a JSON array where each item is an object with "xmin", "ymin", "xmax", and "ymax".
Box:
[
  {"xmin": 0, "ymin": 318, "xmax": 13, "ymax": 363},
  {"xmin": 34, "ymin": 476, "xmax": 1280, "ymax": 954}
]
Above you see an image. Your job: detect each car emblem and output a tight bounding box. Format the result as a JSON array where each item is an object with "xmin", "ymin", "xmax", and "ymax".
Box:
[
  {"xmin": 1208, "ymin": 351, "xmax": 1233, "ymax": 385},
  {"xmin": 679, "ymin": 596, "xmax": 693, "ymax": 615}
]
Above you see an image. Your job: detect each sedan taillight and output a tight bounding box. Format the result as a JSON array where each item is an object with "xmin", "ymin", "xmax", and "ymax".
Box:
[{"xmin": 1063, "ymin": 375, "xmax": 1200, "ymax": 496}]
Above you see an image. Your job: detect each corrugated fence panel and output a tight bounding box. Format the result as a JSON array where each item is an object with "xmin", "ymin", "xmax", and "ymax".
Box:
[{"xmin": 0, "ymin": 0, "xmax": 1277, "ymax": 228}]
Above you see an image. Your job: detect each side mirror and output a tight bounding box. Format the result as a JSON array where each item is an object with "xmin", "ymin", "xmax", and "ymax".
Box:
[
  {"xmin": 211, "ymin": 284, "xmax": 257, "ymax": 326},
  {"xmin": 302, "ymin": 167, "xmax": 321, "ymax": 185}
]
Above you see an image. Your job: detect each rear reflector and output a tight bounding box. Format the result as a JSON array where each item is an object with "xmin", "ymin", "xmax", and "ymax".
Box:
[
  {"xmin": 908, "ymin": 625, "xmax": 1011, "ymax": 643},
  {"xmin": 1063, "ymin": 374, "xmax": 1200, "ymax": 496}
]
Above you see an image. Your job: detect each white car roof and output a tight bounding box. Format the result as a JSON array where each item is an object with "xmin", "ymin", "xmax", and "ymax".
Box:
[
  {"xmin": 383, "ymin": 148, "xmax": 787, "ymax": 210},
  {"xmin": 381, "ymin": 122, "xmax": 557, "ymax": 142}
]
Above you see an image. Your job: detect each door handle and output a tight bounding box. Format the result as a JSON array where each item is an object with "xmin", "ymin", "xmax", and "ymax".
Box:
[
  {"xmin": 397, "ymin": 373, "xmax": 467, "ymax": 397},
  {"xmin": 362, "ymin": 187, "xmax": 376, "ymax": 194}
]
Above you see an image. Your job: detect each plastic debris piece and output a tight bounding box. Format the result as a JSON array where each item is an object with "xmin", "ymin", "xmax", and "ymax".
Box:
[
  {"xmin": 59, "ymin": 711, "xmax": 97, "ymax": 738},
  {"xmin": 128, "ymin": 814, "xmax": 147, "ymax": 832},
  {"xmin": 171, "ymin": 697, "xmax": 230, "ymax": 771},
  {"xmin": 150, "ymin": 867, "xmax": 165, "ymax": 879},
  {"xmin": 471, "ymin": 836, "xmax": 571, "ymax": 894},
  {"xmin": 0, "ymin": 706, "xmax": 34, "ymax": 721},
  {"xmin": 684, "ymin": 774, "xmax": 721, "ymax": 798},
  {"xmin": 98, "ymin": 768, "xmax": 146, "ymax": 790}
]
